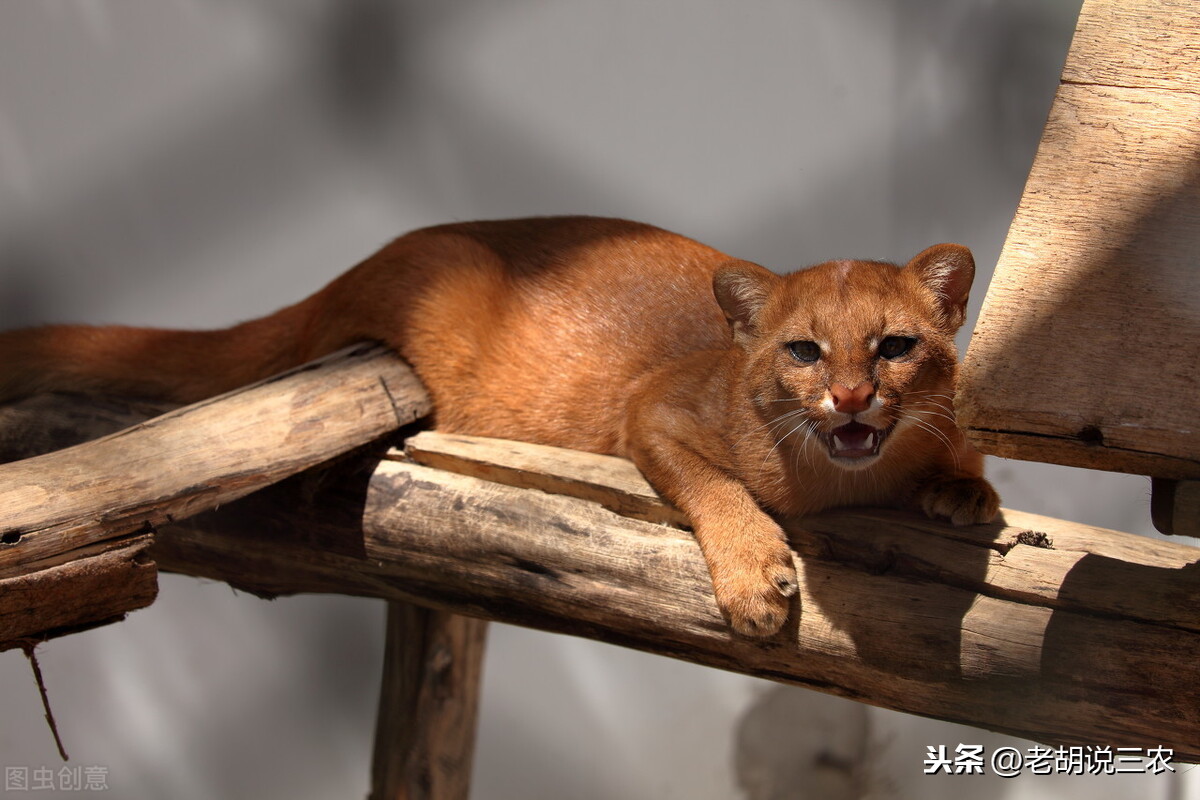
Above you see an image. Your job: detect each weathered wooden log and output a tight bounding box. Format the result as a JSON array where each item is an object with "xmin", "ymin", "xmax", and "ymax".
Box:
[
  {"xmin": 3, "ymin": 372, "xmax": 1197, "ymax": 756},
  {"xmin": 0, "ymin": 344, "xmax": 430, "ymax": 650},
  {"xmin": 958, "ymin": 0, "xmax": 1200, "ymax": 488},
  {"xmin": 145, "ymin": 430, "xmax": 1200, "ymax": 760}
]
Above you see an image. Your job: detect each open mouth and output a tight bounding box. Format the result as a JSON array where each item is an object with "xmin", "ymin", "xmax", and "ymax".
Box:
[{"xmin": 824, "ymin": 421, "xmax": 889, "ymax": 460}]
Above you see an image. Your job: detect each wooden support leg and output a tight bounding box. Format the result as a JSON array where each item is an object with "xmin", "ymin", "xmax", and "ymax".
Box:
[{"xmin": 369, "ymin": 602, "xmax": 489, "ymax": 800}]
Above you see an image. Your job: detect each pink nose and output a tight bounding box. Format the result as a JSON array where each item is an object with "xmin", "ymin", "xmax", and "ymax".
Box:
[{"xmin": 830, "ymin": 382, "xmax": 874, "ymax": 414}]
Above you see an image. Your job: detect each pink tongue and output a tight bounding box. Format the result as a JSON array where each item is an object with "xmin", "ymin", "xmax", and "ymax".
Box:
[{"xmin": 831, "ymin": 422, "xmax": 876, "ymax": 453}]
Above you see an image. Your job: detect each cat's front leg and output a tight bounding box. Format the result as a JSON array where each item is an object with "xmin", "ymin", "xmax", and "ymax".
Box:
[
  {"xmin": 916, "ymin": 474, "xmax": 1000, "ymax": 526},
  {"xmin": 626, "ymin": 427, "xmax": 798, "ymax": 636},
  {"xmin": 691, "ymin": 500, "xmax": 799, "ymax": 636}
]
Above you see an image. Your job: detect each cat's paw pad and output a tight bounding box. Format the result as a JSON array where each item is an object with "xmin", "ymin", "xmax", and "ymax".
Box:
[
  {"xmin": 920, "ymin": 476, "xmax": 1000, "ymax": 526},
  {"xmin": 712, "ymin": 544, "xmax": 797, "ymax": 637}
]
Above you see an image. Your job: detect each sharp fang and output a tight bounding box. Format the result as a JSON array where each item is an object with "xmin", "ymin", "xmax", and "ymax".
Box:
[
  {"xmin": 833, "ymin": 434, "xmax": 846, "ymax": 450},
  {"xmin": 866, "ymin": 432, "xmax": 876, "ymax": 449}
]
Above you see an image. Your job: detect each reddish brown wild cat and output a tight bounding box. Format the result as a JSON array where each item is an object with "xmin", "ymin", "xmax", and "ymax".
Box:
[{"xmin": 0, "ymin": 216, "xmax": 999, "ymax": 636}]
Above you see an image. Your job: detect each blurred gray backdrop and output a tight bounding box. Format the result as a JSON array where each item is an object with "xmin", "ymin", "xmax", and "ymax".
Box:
[{"xmin": 1, "ymin": 2, "xmax": 1194, "ymax": 799}]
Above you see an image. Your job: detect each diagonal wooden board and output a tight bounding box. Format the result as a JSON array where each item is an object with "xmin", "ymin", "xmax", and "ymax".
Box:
[{"xmin": 957, "ymin": 0, "xmax": 1200, "ymax": 492}]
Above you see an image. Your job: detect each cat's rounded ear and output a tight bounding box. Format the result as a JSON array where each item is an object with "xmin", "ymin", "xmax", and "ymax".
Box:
[
  {"xmin": 713, "ymin": 260, "xmax": 779, "ymax": 343},
  {"xmin": 905, "ymin": 244, "xmax": 975, "ymax": 331}
]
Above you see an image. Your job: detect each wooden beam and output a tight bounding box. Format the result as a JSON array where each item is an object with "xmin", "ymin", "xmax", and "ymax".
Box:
[
  {"xmin": 144, "ymin": 430, "xmax": 1200, "ymax": 760},
  {"xmin": 957, "ymin": 0, "xmax": 1200, "ymax": 480},
  {"xmin": 0, "ymin": 344, "xmax": 430, "ymax": 650},
  {"xmin": 3, "ymin": 379, "xmax": 1197, "ymax": 757}
]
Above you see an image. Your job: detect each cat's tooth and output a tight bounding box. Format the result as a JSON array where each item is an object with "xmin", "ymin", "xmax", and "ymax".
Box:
[
  {"xmin": 866, "ymin": 432, "xmax": 876, "ymax": 449},
  {"xmin": 833, "ymin": 434, "xmax": 846, "ymax": 451}
]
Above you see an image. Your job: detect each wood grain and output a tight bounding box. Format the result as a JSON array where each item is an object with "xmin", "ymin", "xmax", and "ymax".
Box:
[
  {"xmin": 148, "ymin": 431, "xmax": 1200, "ymax": 759},
  {"xmin": 4, "ymin": 368, "xmax": 1197, "ymax": 756},
  {"xmin": 369, "ymin": 603, "xmax": 488, "ymax": 800},
  {"xmin": 0, "ymin": 533, "xmax": 157, "ymax": 652},
  {"xmin": 1060, "ymin": 0, "xmax": 1200, "ymax": 94},
  {"xmin": 403, "ymin": 431, "xmax": 688, "ymax": 527},
  {"xmin": 0, "ymin": 343, "xmax": 428, "ymax": 568},
  {"xmin": 958, "ymin": 0, "xmax": 1200, "ymax": 480},
  {"xmin": 0, "ymin": 344, "xmax": 430, "ymax": 650}
]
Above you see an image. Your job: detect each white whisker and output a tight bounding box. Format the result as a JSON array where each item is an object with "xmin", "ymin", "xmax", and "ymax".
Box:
[
  {"xmin": 901, "ymin": 413, "xmax": 961, "ymax": 470},
  {"xmin": 905, "ymin": 405, "xmax": 958, "ymax": 425}
]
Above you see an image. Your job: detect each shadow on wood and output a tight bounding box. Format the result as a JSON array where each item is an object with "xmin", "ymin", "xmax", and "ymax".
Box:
[{"xmin": 2, "ymin": 345, "xmax": 1198, "ymax": 767}]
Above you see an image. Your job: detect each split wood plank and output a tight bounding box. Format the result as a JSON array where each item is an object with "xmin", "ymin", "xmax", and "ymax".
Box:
[
  {"xmin": 0, "ymin": 343, "xmax": 430, "ymax": 650},
  {"xmin": 0, "ymin": 534, "xmax": 157, "ymax": 652},
  {"xmin": 149, "ymin": 431, "xmax": 1200, "ymax": 759},
  {"xmin": 402, "ymin": 431, "xmax": 1200, "ymax": 635},
  {"xmin": 403, "ymin": 431, "xmax": 688, "ymax": 527},
  {"xmin": 957, "ymin": 0, "xmax": 1200, "ymax": 484}
]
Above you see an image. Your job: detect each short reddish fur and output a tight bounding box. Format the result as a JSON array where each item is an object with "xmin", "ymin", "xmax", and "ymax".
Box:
[{"xmin": 0, "ymin": 216, "xmax": 999, "ymax": 635}]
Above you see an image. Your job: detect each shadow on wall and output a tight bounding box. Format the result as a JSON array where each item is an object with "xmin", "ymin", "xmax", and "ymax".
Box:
[
  {"xmin": 736, "ymin": 688, "xmax": 872, "ymax": 800},
  {"xmin": 735, "ymin": 686, "xmax": 1018, "ymax": 800}
]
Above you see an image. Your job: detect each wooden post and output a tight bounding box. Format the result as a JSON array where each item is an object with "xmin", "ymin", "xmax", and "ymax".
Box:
[{"xmin": 370, "ymin": 603, "xmax": 488, "ymax": 800}]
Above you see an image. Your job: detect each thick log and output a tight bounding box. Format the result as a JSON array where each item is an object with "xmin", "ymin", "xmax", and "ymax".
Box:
[
  {"xmin": 148, "ymin": 431, "xmax": 1200, "ymax": 760},
  {"xmin": 3, "ymin": 381, "xmax": 1197, "ymax": 755},
  {"xmin": 369, "ymin": 603, "xmax": 488, "ymax": 800},
  {"xmin": 0, "ymin": 344, "xmax": 430, "ymax": 650},
  {"xmin": 957, "ymin": 0, "xmax": 1200, "ymax": 482}
]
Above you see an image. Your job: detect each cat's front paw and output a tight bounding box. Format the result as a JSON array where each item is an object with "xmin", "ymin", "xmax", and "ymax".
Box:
[
  {"xmin": 708, "ymin": 532, "xmax": 798, "ymax": 637},
  {"xmin": 919, "ymin": 475, "xmax": 1000, "ymax": 526}
]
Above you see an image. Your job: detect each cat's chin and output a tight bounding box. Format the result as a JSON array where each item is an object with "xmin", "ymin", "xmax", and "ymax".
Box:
[{"xmin": 823, "ymin": 421, "xmax": 890, "ymax": 470}]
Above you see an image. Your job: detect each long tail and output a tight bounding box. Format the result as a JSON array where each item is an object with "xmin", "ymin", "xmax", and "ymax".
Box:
[{"xmin": 0, "ymin": 298, "xmax": 324, "ymax": 406}]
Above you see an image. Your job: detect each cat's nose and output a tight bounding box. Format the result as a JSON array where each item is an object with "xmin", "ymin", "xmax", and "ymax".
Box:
[{"xmin": 830, "ymin": 382, "xmax": 874, "ymax": 414}]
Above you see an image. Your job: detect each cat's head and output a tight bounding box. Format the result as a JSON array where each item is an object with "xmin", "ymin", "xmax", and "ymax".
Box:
[{"xmin": 713, "ymin": 244, "xmax": 975, "ymax": 470}]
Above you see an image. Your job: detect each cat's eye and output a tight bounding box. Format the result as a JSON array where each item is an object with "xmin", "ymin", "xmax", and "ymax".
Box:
[
  {"xmin": 878, "ymin": 336, "xmax": 917, "ymax": 360},
  {"xmin": 786, "ymin": 340, "xmax": 821, "ymax": 363}
]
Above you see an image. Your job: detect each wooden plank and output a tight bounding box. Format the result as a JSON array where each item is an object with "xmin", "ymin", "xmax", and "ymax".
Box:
[
  {"xmin": 401, "ymin": 431, "xmax": 688, "ymax": 527},
  {"xmin": 1061, "ymin": 0, "xmax": 1200, "ymax": 94},
  {"xmin": 958, "ymin": 75, "xmax": 1200, "ymax": 477},
  {"xmin": 147, "ymin": 433, "xmax": 1200, "ymax": 759},
  {"xmin": 0, "ymin": 533, "xmax": 157, "ymax": 651},
  {"xmin": 369, "ymin": 603, "xmax": 487, "ymax": 800}
]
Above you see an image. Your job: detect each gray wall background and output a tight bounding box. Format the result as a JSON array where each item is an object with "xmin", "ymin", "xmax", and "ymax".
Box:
[{"xmin": 0, "ymin": 2, "xmax": 1194, "ymax": 798}]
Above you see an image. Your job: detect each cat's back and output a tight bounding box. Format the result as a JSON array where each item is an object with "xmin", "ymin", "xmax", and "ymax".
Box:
[{"xmin": 374, "ymin": 217, "xmax": 735, "ymax": 452}]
